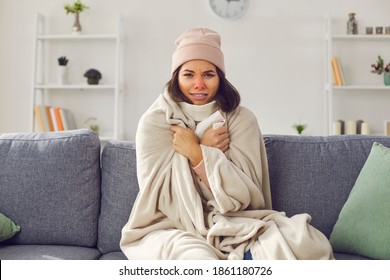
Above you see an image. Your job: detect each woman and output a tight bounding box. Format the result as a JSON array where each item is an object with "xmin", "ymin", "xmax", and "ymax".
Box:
[{"xmin": 120, "ymin": 28, "xmax": 334, "ymax": 260}]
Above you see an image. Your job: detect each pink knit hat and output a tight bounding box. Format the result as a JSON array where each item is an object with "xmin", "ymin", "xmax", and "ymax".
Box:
[{"xmin": 171, "ymin": 28, "xmax": 225, "ymax": 75}]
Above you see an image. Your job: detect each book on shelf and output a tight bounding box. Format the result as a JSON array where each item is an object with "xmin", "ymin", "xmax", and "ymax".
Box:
[
  {"xmin": 54, "ymin": 107, "xmax": 64, "ymax": 131},
  {"xmin": 60, "ymin": 108, "xmax": 77, "ymax": 131},
  {"xmin": 34, "ymin": 105, "xmax": 77, "ymax": 132},
  {"xmin": 34, "ymin": 105, "xmax": 53, "ymax": 132},
  {"xmin": 34, "ymin": 105, "xmax": 47, "ymax": 132},
  {"xmin": 331, "ymin": 56, "xmax": 345, "ymax": 86},
  {"xmin": 49, "ymin": 107, "xmax": 58, "ymax": 131},
  {"xmin": 337, "ymin": 57, "xmax": 346, "ymax": 85},
  {"xmin": 45, "ymin": 106, "xmax": 54, "ymax": 131}
]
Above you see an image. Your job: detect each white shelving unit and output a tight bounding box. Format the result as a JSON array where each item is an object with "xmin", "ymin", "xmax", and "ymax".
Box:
[
  {"xmin": 324, "ymin": 14, "xmax": 390, "ymax": 135},
  {"xmin": 31, "ymin": 13, "xmax": 124, "ymax": 140}
]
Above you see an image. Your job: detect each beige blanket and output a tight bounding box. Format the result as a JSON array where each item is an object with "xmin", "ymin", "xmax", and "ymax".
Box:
[{"xmin": 120, "ymin": 92, "xmax": 334, "ymax": 260}]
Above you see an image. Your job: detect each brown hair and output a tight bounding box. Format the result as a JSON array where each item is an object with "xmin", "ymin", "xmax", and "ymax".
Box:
[{"xmin": 166, "ymin": 66, "xmax": 240, "ymax": 113}]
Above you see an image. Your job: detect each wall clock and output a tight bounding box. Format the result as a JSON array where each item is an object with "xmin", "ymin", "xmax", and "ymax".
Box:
[{"xmin": 209, "ymin": 0, "xmax": 249, "ymax": 20}]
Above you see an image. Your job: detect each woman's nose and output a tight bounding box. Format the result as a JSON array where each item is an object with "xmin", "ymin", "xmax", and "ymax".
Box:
[{"xmin": 194, "ymin": 76, "xmax": 205, "ymax": 89}]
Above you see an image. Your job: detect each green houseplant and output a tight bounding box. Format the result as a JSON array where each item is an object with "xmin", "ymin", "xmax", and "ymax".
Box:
[
  {"xmin": 293, "ymin": 123, "xmax": 307, "ymax": 135},
  {"xmin": 84, "ymin": 117, "xmax": 99, "ymax": 134},
  {"xmin": 371, "ymin": 55, "xmax": 390, "ymax": 86},
  {"xmin": 64, "ymin": 0, "xmax": 89, "ymax": 34}
]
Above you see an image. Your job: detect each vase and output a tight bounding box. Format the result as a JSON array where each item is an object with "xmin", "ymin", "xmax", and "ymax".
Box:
[
  {"xmin": 58, "ymin": 65, "xmax": 68, "ymax": 85},
  {"xmin": 384, "ymin": 72, "xmax": 390, "ymax": 86},
  {"xmin": 72, "ymin": 13, "xmax": 82, "ymax": 34},
  {"xmin": 347, "ymin": 12, "xmax": 358, "ymax": 35}
]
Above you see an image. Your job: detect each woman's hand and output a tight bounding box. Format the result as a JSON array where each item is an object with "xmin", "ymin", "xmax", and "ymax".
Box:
[
  {"xmin": 201, "ymin": 125, "xmax": 230, "ymax": 152},
  {"xmin": 170, "ymin": 125, "xmax": 202, "ymax": 167}
]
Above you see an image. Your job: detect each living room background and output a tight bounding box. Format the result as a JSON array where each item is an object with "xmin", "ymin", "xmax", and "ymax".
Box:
[{"xmin": 1, "ymin": 0, "xmax": 389, "ymax": 140}]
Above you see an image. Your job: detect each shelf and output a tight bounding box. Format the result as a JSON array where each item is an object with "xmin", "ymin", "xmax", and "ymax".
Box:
[
  {"xmin": 31, "ymin": 13, "xmax": 124, "ymax": 140},
  {"xmin": 333, "ymin": 85, "xmax": 390, "ymax": 90},
  {"xmin": 36, "ymin": 34, "xmax": 118, "ymax": 40},
  {"xmin": 99, "ymin": 132, "xmax": 124, "ymax": 142},
  {"xmin": 332, "ymin": 34, "xmax": 390, "ymax": 40},
  {"xmin": 324, "ymin": 14, "xmax": 390, "ymax": 135},
  {"xmin": 34, "ymin": 84, "xmax": 116, "ymax": 90}
]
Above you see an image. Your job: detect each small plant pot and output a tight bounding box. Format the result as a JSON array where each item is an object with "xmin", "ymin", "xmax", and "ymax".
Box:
[
  {"xmin": 384, "ymin": 72, "xmax": 390, "ymax": 86},
  {"xmin": 72, "ymin": 13, "xmax": 82, "ymax": 34},
  {"xmin": 84, "ymin": 69, "xmax": 102, "ymax": 85},
  {"xmin": 58, "ymin": 65, "xmax": 68, "ymax": 85},
  {"xmin": 87, "ymin": 78, "xmax": 99, "ymax": 85}
]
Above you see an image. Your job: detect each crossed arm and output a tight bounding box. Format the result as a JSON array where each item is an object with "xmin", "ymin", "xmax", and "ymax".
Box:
[{"xmin": 170, "ymin": 124, "xmax": 229, "ymax": 167}]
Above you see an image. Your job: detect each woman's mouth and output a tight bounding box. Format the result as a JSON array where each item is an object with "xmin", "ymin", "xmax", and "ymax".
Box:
[{"xmin": 190, "ymin": 93, "xmax": 208, "ymax": 101}]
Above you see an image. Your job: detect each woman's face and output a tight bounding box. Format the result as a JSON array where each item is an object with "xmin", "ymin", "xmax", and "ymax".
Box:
[{"xmin": 178, "ymin": 60, "xmax": 220, "ymax": 106}]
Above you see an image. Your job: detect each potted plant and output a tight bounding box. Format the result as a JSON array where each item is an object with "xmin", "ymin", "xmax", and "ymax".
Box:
[
  {"xmin": 371, "ymin": 55, "xmax": 390, "ymax": 85},
  {"xmin": 84, "ymin": 117, "xmax": 99, "ymax": 134},
  {"xmin": 64, "ymin": 0, "xmax": 89, "ymax": 34},
  {"xmin": 293, "ymin": 123, "xmax": 307, "ymax": 135},
  {"xmin": 84, "ymin": 68, "xmax": 102, "ymax": 85},
  {"xmin": 58, "ymin": 56, "xmax": 69, "ymax": 84}
]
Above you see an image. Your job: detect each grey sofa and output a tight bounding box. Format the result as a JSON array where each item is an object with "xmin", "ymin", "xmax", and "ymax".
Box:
[{"xmin": 0, "ymin": 129, "xmax": 389, "ymax": 260}]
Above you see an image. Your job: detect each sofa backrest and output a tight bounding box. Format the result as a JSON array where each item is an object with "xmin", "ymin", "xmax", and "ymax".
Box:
[
  {"xmin": 264, "ymin": 134, "xmax": 390, "ymax": 238},
  {"xmin": 0, "ymin": 129, "xmax": 101, "ymax": 247},
  {"xmin": 98, "ymin": 134, "xmax": 390, "ymax": 250},
  {"xmin": 98, "ymin": 140, "xmax": 138, "ymax": 254}
]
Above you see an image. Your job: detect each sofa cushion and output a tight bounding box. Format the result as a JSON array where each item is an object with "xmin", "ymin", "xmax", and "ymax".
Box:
[
  {"xmin": 263, "ymin": 134, "xmax": 390, "ymax": 239},
  {"xmin": 333, "ymin": 252, "xmax": 372, "ymax": 260},
  {"xmin": 99, "ymin": 251, "xmax": 127, "ymax": 260},
  {"xmin": 0, "ymin": 129, "xmax": 101, "ymax": 247},
  {"xmin": 329, "ymin": 142, "xmax": 390, "ymax": 259},
  {"xmin": 0, "ymin": 212, "xmax": 20, "ymax": 242},
  {"xmin": 0, "ymin": 244, "xmax": 101, "ymax": 260},
  {"xmin": 98, "ymin": 141, "xmax": 138, "ymax": 255}
]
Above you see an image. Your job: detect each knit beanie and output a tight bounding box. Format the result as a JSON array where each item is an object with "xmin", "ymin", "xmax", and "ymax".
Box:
[{"xmin": 171, "ymin": 28, "xmax": 225, "ymax": 75}]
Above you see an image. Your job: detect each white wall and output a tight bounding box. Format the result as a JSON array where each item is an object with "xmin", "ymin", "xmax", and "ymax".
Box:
[{"xmin": 1, "ymin": 0, "xmax": 390, "ymax": 140}]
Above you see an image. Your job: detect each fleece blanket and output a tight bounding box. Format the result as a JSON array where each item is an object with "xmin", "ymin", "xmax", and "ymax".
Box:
[{"xmin": 120, "ymin": 91, "xmax": 334, "ymax": 260}]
